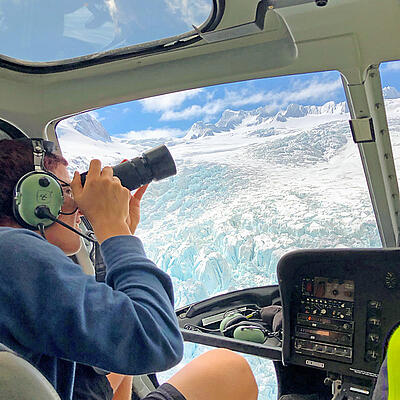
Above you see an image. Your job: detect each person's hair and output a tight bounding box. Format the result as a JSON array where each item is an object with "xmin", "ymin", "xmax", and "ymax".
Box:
[{"xmin": 0, "ymin": 139, "xmax": 68, "ymax": 225}]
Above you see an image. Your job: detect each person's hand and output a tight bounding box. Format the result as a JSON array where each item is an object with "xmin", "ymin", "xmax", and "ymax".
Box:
[
  {"xmin": 126, "ymin": 184, "xmax": 148, "ymax": 235},
  {"xmin": 70, "ymin": 159, "xmax": 131, "ymax": 243}
]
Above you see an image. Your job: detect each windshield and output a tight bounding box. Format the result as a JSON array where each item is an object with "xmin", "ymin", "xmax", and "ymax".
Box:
[
  {"xmin": 0, "ymin": 0, "xmax": 213, "ymax": 62},
  {"xmin": 57, "ymin": 72, "xmax": 381, "ymax": 399},
  {"xmin": 57, "ymin": 71, "xmax": 380, "ymax": 303},
  {"xmin": 381, "ymin": 61, "xmax": 400, "ymax": 190}
]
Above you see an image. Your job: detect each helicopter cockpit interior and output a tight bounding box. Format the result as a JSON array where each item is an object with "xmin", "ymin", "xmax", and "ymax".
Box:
[
  {"xmin": 178, "ymin": 247, "xmax": 400, "ymax": 399},
  {"xmin": 0, "ymin": 0, "xmax": 400, "ymax": 399}
]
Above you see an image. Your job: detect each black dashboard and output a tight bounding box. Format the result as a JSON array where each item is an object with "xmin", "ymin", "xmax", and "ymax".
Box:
[
  {"xmin": 278, "ymin": 249, "xmax": 400, "ymax": 376},
  {"xmin": 177, "ymin": 248, "xmax": 400, "ymax": 399}
]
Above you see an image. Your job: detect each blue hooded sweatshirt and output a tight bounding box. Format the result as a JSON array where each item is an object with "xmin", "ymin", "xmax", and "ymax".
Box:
[{"xmin": 0, "ymin": 227, "xmax": 184, "ymax": 400}]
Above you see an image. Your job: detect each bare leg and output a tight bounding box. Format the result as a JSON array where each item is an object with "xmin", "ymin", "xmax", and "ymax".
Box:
[
  {"xmin": 167, "ymin": 349, "xmax": 258, "ymax": 400},
  {"xmin": 107, "ymin": 373, "xmax": 133, "ymax": 400}
]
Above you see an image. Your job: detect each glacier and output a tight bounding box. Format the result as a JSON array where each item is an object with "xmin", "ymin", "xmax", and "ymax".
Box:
[{"xmin": 57, "ymin": 91, "xmax": 400, "ymax": 399}]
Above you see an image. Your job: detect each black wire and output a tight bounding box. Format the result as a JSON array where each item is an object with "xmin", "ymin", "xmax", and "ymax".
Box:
[
  {"xmin": 184, "ymin": 324, "xmax": 221, "ymax": 333},
  {"xmin": 38, "ymin": 223, "xmax": 46, "ymax": 239},
  {"xmin": 35, "ymin": 206, "xmax": 97, "ymax": 243},
  {"xmin": 59, "ymin": 207, "xmax": 78, "ymax": 216}
]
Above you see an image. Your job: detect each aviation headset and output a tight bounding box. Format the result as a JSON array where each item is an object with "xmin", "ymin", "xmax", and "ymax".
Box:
[
  {"xmin": 184, "ymin": 305, "xmax": 282, "ymax": 344},
  {"xmin": 219, "ymin": 305, "xmax": 283, "ymax": 343},
  {"xmin": 12, "ymin": 139, "xmax": 65, "ymax": 230},
  {"xmin": 12, "ymin": 138, "xmax": 95, "ymax": 242}
]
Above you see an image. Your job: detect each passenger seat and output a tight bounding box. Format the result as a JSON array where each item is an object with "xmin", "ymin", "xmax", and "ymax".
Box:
[{"xmin": 0, "ymin": 343, "xmax": 61, "ymax": 400}]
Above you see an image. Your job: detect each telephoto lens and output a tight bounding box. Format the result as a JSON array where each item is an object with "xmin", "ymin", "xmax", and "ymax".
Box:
[{"xmin": 80, "ymin": 145, "xmax": 177, "ymax": 191}]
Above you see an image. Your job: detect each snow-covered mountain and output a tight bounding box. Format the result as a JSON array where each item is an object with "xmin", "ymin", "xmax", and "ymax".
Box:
[
  {"xmin": 183, "ymin": 100, "xmax": 349, "ymax": 141},
  {"xmin": 57, "ymin": 86, "xmax": 397, "ymax": 145},
  {"xmin": 57, "ymin": 113, "xmax": 112, "ymax": 143},
  {"xmin": 184, "ymin": 122, "xmax": 216, "ymax": 139},
  {"xmin": 57, "ymin": 90, "xmax": 400, "ymax": 399},
  {"xmin": 383, "ymin": 85, "xmax": 400, "ymax": 99}
]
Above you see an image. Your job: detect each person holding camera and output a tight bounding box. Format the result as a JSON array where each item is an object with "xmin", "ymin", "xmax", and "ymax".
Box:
[{"xmin": 0, "ymin": 139, "xmax": 258, "ymax": 400}]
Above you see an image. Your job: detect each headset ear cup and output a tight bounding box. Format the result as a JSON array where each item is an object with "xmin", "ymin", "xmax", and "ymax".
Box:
[
  {"xmin": 233, "ymin": 322, "xmax": 266, "ymax": 343},
  {"xmin": 272, "ymin": 309, "xmax": 283, "ymax": 332},
  {"xmin": 260, "ymin": 305, "xmax": 282, "ymax": 329},
  {"xmin": 13, "ymin": 171, "xmax": 63, "ymax": 229},
  {"xmin": 220, "ymin": 313, "xmax": 247, "ymax": 336}
]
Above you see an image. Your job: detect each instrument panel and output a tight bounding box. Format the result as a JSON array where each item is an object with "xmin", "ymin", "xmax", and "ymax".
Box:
[
  {"xmin": 294, "ymin": 277, "xmax": 355, "ymax": 363},
  {"xmin": 278, "ymin": 248, "xmax": 400, "ymax": 385}
]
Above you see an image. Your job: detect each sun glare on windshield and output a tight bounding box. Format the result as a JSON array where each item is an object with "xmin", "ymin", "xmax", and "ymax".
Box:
[{"xmin": 0, "ymin": 0, "xmax": 213, "ymax": 62}]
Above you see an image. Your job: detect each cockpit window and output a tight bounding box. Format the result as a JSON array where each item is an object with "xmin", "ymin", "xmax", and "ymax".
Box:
[
  {"xmin": 57, "ymin": 71, "xmax": 380, "ymax": 305},
  {"xmin": 0, "ymin": 0, "xmax": 213, "ymax": 62},
  {"xmin": 381, "ymin": 61, "xmax": 400, "ymax": 183},
  {"xmin": 56, "ymin": 71, "xmax": 381, "ymax": 399}
]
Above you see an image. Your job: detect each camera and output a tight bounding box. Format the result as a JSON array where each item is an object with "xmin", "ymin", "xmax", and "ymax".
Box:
[
  {"xmin": 80, "ymin": 144, "xmax": 177, "ymax": 191},
  {"xmin": 315, "ymin": 0, "xmax": 328, "ymax": 6}
]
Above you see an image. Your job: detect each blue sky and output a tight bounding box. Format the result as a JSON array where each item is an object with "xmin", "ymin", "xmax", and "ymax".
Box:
[
  {"xmin": 97, "ymin": 71, "xmax": 345, "ymax": 137},
  {"xmin": 93, "ymin": 61, "xmax": 400, "ymax": 139}
]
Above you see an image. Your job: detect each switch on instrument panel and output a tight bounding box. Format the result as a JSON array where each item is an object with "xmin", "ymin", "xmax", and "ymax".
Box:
[
  {"xmin": 365, "ymin": 349, "xmax": 378, "ymax": 362},
  {"xmin": 367, "ymin": 317, "xmax": 381, "ymax": 329},
  {"xmin": 367, "ymin": 333, "xmax": 380, "ymax": 344},
  {"xmin": 368, "ymin": 300, "xmax": 382, "ymax": 312},
  {"xmin": 365, "ymin": 300, "xmax": 382, "ymax": 363}
]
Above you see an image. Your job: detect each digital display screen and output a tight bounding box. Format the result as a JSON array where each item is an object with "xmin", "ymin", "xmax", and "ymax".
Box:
[
  {"xmin": 296, "ymin": 326, "xmax": 352, "ymax": 345},
  {"xmin": 303, "ymin": 277, "xmax": 355, "ymax": 302},
  {"xmin": 314, "ymin": 330, "xmax": 330, "ymax": 336}
]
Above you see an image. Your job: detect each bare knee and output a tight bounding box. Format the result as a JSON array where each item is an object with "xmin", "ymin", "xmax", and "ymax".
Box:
[
  {"xmin": 207, "ymin": 349, "xmax": 258, "ymax": 393},
  {"xmin": 205, "ymin": 348, "xmax": 252, "ymax": 375},
  {"xmin": 168, "ymin": 348, "xmax": 258, "ymax": 400}
]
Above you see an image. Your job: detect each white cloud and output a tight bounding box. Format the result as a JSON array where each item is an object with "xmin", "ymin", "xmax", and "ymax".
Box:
[
  {"xmin": 274, "ymin": 79, "xmax": 342, "ymax": 103},
  {"xmin": 158, "ymin": 78, "xmax": 343, "ymax": 121},
  {"xmin": 164, "ymin": 0, "xmax": 212, "ymax": 27},
  {"xmin": 140, "ymin": 88, "xmax": 203, "ymax": 113},
  {"xmin": 382, "ymin": 61, "xmax": 400, "ymax": 71},
  {"xmin": 117, "ymin": 127, "xmax": 185, "ymax": 140}
]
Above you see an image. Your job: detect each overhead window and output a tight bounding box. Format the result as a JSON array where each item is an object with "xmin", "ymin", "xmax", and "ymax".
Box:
[{"xmin": 0, "ymin": 0, "xmax": 213, "ymax": 62}]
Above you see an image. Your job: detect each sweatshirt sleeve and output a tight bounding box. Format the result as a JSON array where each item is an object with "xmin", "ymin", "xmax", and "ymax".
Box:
[{"xmin": 0, "ymin": 229, "xmax": 184, "ymax": 375}]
